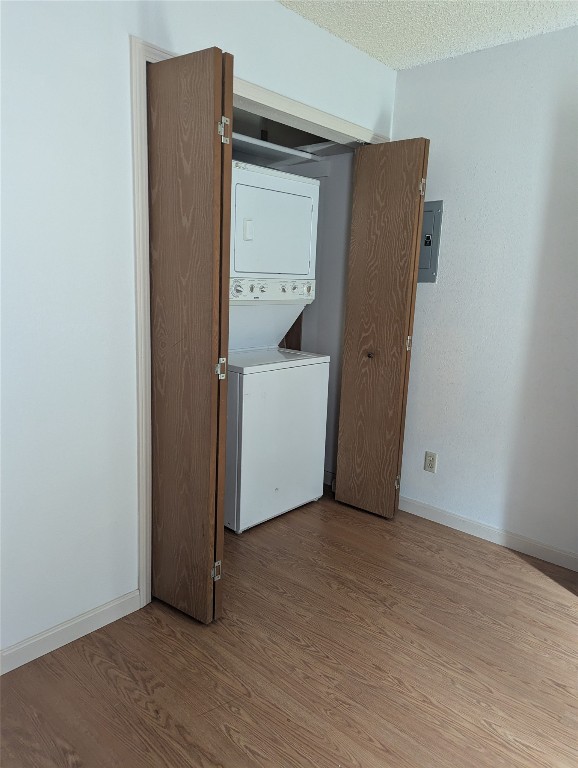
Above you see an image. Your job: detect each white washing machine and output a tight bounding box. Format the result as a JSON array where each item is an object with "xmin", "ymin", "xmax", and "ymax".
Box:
[
  {"xmin": 225, "ymin": 161, "xmax": 329, "ymax": 533},
  {"xmin": 225, "ymin": 348, "xmax": 329, "ymax": 533}
]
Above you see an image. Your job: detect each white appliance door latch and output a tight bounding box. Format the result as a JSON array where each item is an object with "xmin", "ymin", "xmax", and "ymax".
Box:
[
  {"xmin": 215, "ymin": 357, "xmax": 227, "ymax": 380},
  {"xmin": 217, "ymin": 116, "xmax": 230, "ymax": 144},
  {"xmin": 243, "ymin": 219, "xmax": 254, "ymax": 241}
]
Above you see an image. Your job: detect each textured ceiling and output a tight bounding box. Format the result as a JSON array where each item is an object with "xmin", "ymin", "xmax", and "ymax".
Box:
[{"xmin": 279, "ymin": 1, "xmax": 578, "ymax": 70}]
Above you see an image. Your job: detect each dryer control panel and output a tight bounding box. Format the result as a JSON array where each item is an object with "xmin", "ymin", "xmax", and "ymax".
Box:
[{"xmin": 230, "ymin": 278, "xmax": 315, "ymax": 303}]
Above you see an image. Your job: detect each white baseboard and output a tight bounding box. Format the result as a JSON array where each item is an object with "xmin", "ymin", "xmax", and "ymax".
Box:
[
  {"xmin": 1, "ymin": 589, "xmax": 141, "ymax": 675},
  {"xmin": 399, "ymin": 497, "xmax": 578, "ymax": 572}
]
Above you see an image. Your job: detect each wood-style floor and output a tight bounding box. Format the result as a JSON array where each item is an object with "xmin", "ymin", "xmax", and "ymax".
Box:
[{"xmin": 2, "ymin": 497, "xmax": 577, "ymax": 768}]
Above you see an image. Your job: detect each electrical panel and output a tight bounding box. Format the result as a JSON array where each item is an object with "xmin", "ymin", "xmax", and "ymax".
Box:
[{"xmin": 418, "ymin": 200, "xmax": 443, "ymax": 283}]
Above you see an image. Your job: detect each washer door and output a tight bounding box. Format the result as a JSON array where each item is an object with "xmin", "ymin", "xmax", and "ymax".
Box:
[{"xmin": 237, "ymin": 363, "xmax": 329, "ymax": 530}]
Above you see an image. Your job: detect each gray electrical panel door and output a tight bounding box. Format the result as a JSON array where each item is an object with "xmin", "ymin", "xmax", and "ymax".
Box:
[{"xmin": 418, "ymin": 200, "xmax": 443, "ymax": 283}]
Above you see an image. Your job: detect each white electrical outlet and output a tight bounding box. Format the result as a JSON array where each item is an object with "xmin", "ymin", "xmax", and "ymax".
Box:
[{"xmin": 424, "ymin": 451, "xmax": 437, "ymax": 473}]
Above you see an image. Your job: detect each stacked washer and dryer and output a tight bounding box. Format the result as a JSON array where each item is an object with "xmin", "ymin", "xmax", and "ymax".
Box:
[{"xmin": 225, "ymin": 161, "xmax": 329, "ymax": 533}]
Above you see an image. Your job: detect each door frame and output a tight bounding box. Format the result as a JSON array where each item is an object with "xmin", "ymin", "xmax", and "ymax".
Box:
[{"xmin": 130, "ymin": 35, "xmax": 390, "ymax": 607}]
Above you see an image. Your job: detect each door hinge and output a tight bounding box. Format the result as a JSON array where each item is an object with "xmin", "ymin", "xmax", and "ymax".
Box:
[
  {"xmin": 218, "ymin": 116, "xmax": 230, "ymax": 144},
  {"xmin": 419, "ymin": 178, "xmax": 426, "ymax": 197},
  {"xmin": 215, "ymin": 357, "xmax": 227, "ymax": 380},
  {"xmin": 395, "ymin": 475, "xmax": 400, "ymax": 490},
  {"xmin": 211, "ymin": 560, "xmax": 222, "ymax": 581},
  {"xmin": 406, "ymin": 335, "xmax": 412, "ymax": 352}
]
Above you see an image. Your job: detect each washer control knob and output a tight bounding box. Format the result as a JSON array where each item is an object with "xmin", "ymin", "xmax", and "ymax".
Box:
[
  {"xmin": 281, "ymin": 285, "xmax": 287, "ymax": 293},
  {"xmin": 233, "ymin": 282, "xmax": 243, "ymax": 296},
  {"xmin": 259, "ymin": 284, "xmax": 267, "ymax": 294},
  {"xmin": 306, "ymin": 283, "xmax": 312, "ymax": 295},
  {"xmin": 291, "ymin": 284, "xmax": 299, "ymax": 294}
]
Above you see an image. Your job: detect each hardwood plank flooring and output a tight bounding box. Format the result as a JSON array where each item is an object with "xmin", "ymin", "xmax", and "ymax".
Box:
[{"xmin": 2, "ymin": 497, "xmax": 577, "ymax": 767}]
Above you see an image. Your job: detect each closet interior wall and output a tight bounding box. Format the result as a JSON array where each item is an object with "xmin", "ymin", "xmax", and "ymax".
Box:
[{"xmin": 292, "ymin": 154, "xmax": 354, "ymax": 486}]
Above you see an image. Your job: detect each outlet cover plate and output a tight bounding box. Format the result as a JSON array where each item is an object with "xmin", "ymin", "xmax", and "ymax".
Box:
[{"xmin": 424, "ymin": 451, "xmax": 438, "ymax": 473}]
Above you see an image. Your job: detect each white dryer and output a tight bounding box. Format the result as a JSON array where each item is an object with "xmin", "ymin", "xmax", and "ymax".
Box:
[{"xmin": 229, "ymin": 162, "xmax": 319, "ymax": 350}]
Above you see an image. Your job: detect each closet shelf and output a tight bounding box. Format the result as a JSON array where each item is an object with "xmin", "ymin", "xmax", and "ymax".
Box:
[{"xmin": 232, "ymin": 132, "xmax": 320, "ymax": 165}]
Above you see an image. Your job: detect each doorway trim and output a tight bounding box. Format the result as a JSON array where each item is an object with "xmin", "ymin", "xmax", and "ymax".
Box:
[{"xmin": 130, "ymin": 35, "xmax": 389, "ymax": 607}]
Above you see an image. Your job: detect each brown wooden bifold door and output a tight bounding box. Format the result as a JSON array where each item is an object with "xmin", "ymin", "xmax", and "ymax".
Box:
[
  {"xmin": 336, "ymin": 138, "xmax": 429, "ymax": 519},
  {"xmin": 147, "ymin": 48, "xmax": 232, "ymax": 623}
]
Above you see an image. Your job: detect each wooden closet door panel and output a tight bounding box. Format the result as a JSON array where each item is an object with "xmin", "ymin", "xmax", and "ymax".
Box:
[
  {"xmin": 213, "ymin": 52, "xmax": 233, "ymax": 620},
  {"xmin": 336, "ymin": 139, "xmax": 429, "ymax": 519},
  {"xmin": 147, "ymin": 48, "xmax": 231, "ymax": 623}
]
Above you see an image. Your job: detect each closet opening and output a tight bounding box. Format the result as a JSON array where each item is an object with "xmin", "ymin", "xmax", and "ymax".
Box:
[{"xmin": 144, "ymin": 45, "xmax": 428, "ymax": 621}]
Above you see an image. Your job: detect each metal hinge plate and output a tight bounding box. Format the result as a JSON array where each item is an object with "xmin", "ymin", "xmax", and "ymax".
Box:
[
  {"xmin": 419, "ymin": 178, "xmax": 426, "ymax": 197},
  {"xmin": 215, "ymin": 357, "xmax": 227, "ymax": 380},
  {"xmin": 211, "ymin": 560, "xmax": 222, "ymax": 582},
  {"xmin": 218, "ymin": 116, "xmax": 230, "ymax": 144},
  {"xmin": 406, "ymin": 336, "xmax": 412, "ymax": 351},
  {"xmin": 395, "ymin": 475, "xmax": 400, "ymax": 490}
]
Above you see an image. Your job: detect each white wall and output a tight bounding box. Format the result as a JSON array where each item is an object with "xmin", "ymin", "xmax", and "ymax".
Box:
[
  {"xmin": 394, "ymin": 27, "xmax": 578, "ymax": 561},
  {"xmin": 0, "ymin": 0, "xmax": 396, "ymax": 652}
]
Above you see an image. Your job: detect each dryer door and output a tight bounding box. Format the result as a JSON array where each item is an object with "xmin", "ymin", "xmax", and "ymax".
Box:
[
  {"xmin": 234, "ymin": 185, "xmax": 314, "ymax": 275},
  {"xmin": 231, "ymin": 166, "xmax": 319, "ymax": 279}
]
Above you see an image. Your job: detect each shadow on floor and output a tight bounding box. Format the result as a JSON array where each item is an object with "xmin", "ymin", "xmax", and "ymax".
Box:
[{"xmin": 512, "ymin": 551, "xmax": 578, "ymax": 596}]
